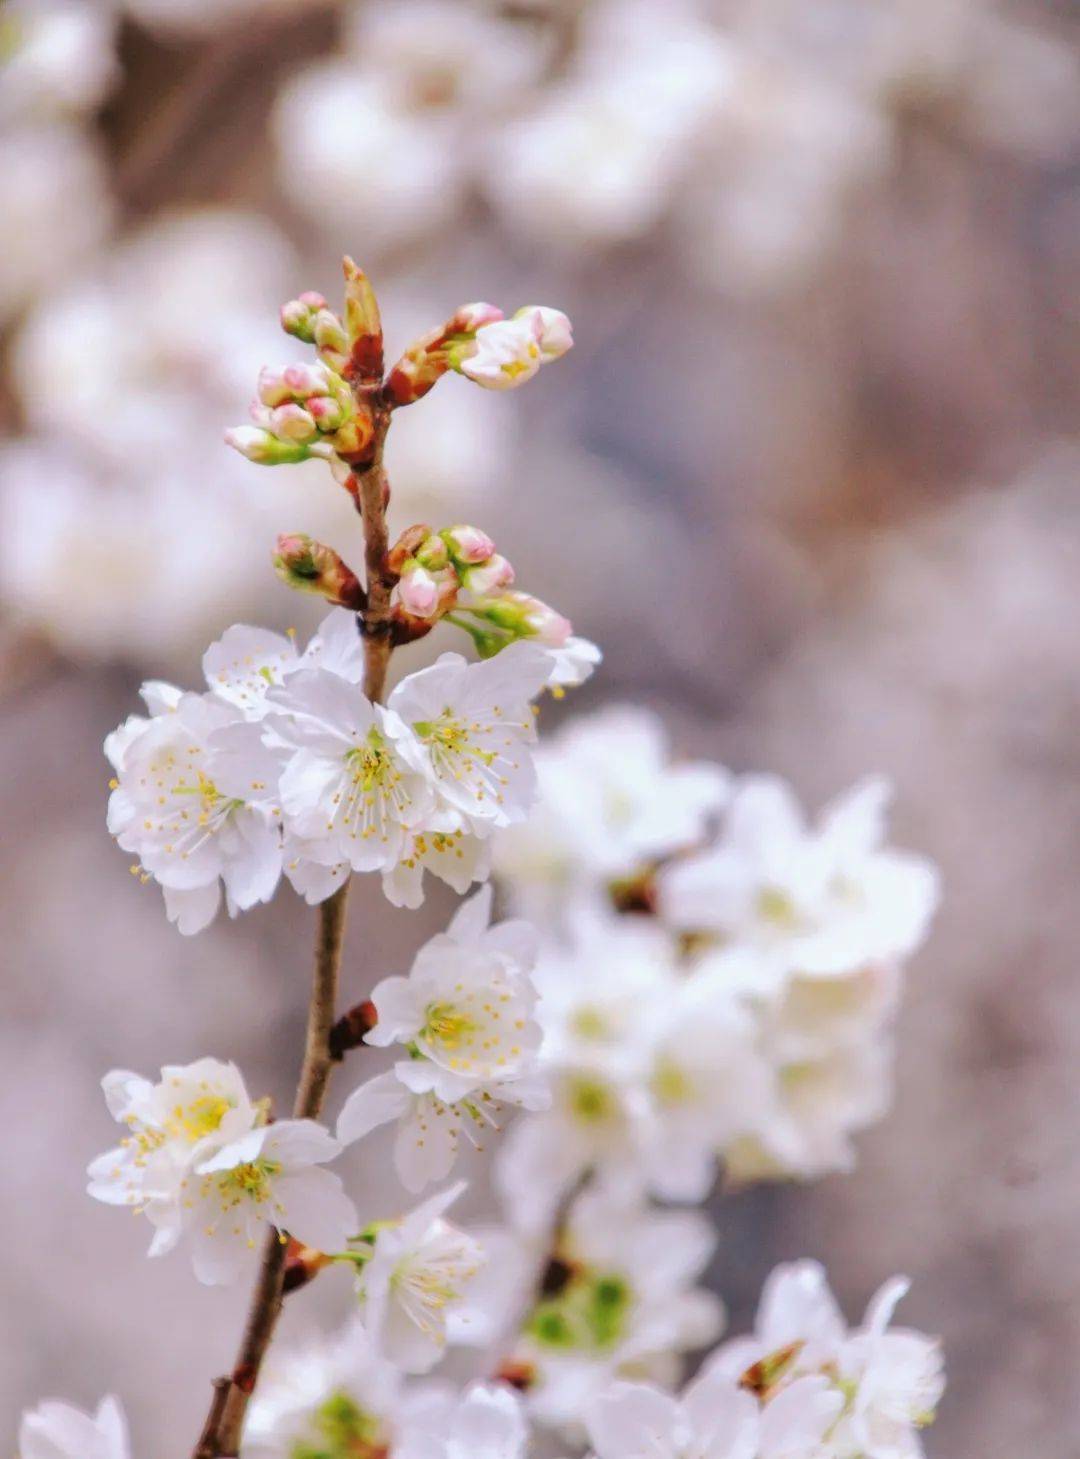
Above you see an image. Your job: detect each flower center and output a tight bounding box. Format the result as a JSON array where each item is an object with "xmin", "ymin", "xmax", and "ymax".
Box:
[
  {"xmin": 166, "ymin": 1093, "xmax": 234, "ymax": 1143},
  {"xmin": 527, "ymin": 1269, "xmax": 632, "ymax": 1353},
  {"xmin": 290, "ymin": 1392, "xmax": 388, "ymax": 1459}
]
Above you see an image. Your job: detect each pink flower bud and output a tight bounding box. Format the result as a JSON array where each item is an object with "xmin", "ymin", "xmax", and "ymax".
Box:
[
  {"xmin": 397, "ymin": 562, "xmax": 441, "ymax": 620},
  {"xmin": 456, "ymin": 302, "xmax": 505, "ymax": 333},
  {"xmin": 462, "ymin": 553, "xmax": 515, "ymax": 595},
  {"xmin": 268, "ymin": 402, "xmax": 318, "ymax": 442},
  {"xmin": 273, "ymin": 533, "xmax": 365, "ymax": 609},
  {"xmin": 298, "ymin": 291, "xmax": 327, "ymax": 309},
  {"xmin": 307, "ymin": 395, "xmax": 349, "ymax": 430},
  {"xmin": 282, "ymin": 362, "xmax": 328, "ymax": 398},
  {"xmin": 469, "ymin": 589, "xmax": 572, "ymax": 646},
  {"xmin": 225, "ymin": 426, "xmax": 313, "ymax": 465},
  {"xmin": 443, "ymin": 524, "xmax": 496, "ymax": 565}
]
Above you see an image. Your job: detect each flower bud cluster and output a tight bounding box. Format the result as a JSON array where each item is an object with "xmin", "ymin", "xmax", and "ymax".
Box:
[{"xmin": 228, "ymin": 356, "xmax": 376, "ymax": 468}]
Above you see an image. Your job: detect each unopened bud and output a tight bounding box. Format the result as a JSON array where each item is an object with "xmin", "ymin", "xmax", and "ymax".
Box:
[
  {"xmin": 225, "ymin": 425, "xmax": 313, "ymax": 465},
  {"xmin": 471, "ymin": 589, "xmax": 572, "ymax": 646},
  {"xmin": 442, "ymin": 524, "xmax": 496, "ymax": 565},
  {"xmin": 397, "ymin": 561, "xmax": 441, "ymax": 620},
  {"xmin": 462, "ymin": 553, "xmax": 515, "ymax": 595},
  {"xmin": 273, "ymin": 533, "xmax": 365, "ymax": 610},
  {"xmin": 414, "ymin": 533, "xmax": 450, "ymax": 572},
  {"xmin": 515, "ymin": 305, "xmax": 573, "ymax": 360},
  {"xmin": 280, "ymin": 291, "xmax": 328, "ymax": 342},
  {"xmin": 386, "ymin": 524, "xmax": 433, "ymax": 577},
  {"xmin": 268, "ymin": 402, "xmax": 318, "ymax": 442}
]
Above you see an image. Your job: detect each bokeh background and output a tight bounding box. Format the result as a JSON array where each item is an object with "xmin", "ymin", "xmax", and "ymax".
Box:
[{"xmin": 2, "ymin": 0, "xmax": 1078, "ymax": 1452}]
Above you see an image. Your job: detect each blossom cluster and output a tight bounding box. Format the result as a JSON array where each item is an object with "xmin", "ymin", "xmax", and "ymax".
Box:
[
  {"xmin": 21, "ymin": 1259, "xmax": 940, "ymax": 1459},
  {"xmin": 104, "ymin": 609, "xmax": 597, "ymax": 932},
  {"xmin": 491, "ymin": 706, "xmax": 940, "ymax": 1219}
]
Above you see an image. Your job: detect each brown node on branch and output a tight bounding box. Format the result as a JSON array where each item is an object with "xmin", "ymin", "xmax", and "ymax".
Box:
[
  {"xmin": 282, "ymin": 1237, "xmax": 331, "ymax": 1294},
  {"xmin": 328, "ymin": 999, "xmax": 378, "ymax": 1061}
]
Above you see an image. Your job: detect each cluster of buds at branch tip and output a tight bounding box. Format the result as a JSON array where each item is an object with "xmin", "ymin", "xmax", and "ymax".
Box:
[
  {"xmin": 384, "ymin": 303, "xmax": 572, "ymax": 405},
  {"xmin": 273, "ymin": 533, "xmax": 366, "ymax": 610}
]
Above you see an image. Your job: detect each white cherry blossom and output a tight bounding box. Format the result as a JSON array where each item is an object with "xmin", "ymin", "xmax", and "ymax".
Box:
[
  {"xmin": 106, "ymin": 690, "xmax": 283, "ymax": 934},
  {"xmin": 658, "ymin": 776, "xmax": 940, "ymax": 980},
  {"xmin": 393, "ymin": 1384, "xmax": 529, "ymax": 1459},
  {"xmin": 267, "ymin": 668, "xmax": 434, "ymax": 876},
  {"xmin": 387, "ymin": 645, "xmax": 550, "ymax": 833},
  {"xmin": 703, "ymin": 1263, "xmax": 944, "ymax": 1459},
  {"xmin": 243, "ymin": 1317, "xmax": 404, "ymax": 1459},
  {"xmin": 201, "ymin": 608, "xmax": 365, "ymax": 718},
  {"xmin": 87, "ymin": 1057, "xmax": 260, "ymax": 1257},
  {"xmin": 337, "ymin": 887, "xmax": 548, "ymax": 1189},
  {"xmin": 585, "ymin": 1369, "xmax": 842, "ymax": 1459},
  {"xmin": 188, "ymin": 1119, "xmax": 357, "ymax": 1286},
  {"xmin": 381, "ymin": 812, "xmax": 492, "ymax": 910},
  {"xmin": 18, "ymin": 1396, "xmax": 130, "ymax": 1459},
  {"xmin": 501, "ymin": 1189, "xmax": 724, "ymax": 1432},
  {"xmin": 493, "ymin": 705, "xmax": 729, "ymax": 923},
  {"xmin": 358, "ymin": 1182, "xmax": 486, "ymax": 1372}
]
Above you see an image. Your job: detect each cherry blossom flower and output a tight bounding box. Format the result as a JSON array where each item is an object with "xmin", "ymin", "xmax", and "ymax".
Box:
[
  {"xmin": 498, "ymin": 1189, "xmax": 724, "ymax": 1432},
  {"xmin": 188, "ymin": 1119, "xmax": 357, "ymax": 1286},
  {"xmin": 358, "ymin": 1182, "xmax": 486, "ymax": 1372},
  {"xmin": 387, "ymin": 645, "xmax": 550, "ymax": 833},
  {"xmin": 493, "ymin": 706, "xmax": 729, "ymax": 923},
  {"xmin": 393, "ymin": 1384, "xmax": 529, "ymax": 1459},
  {"xmin": 18, "ymin": 1395, "xmax": 130, "ymax": 1459},
  {"xmin": 201, "ymin": 608, "xmax": 365, "ymax": 718},
  {"xmin": 86, "ymin": 1057, "xmax": 260, "ymax": 1258},
  {"xmin": 337, "ymin": 887, "xmax": 548, "ymax": 1189},
  {"xmin": 243, "ymin": 1317, "xmax": 405, "ymax": 1459},
  {"xmin": 266, "ymin": 668, "xmax": 434, "ymax": 876},
  {"xmin": 106, "ymin": 690, "xmax": 283, "ymax": 935},
  {"xmin": 658, "ymin": 776, "xmax": 940, "ymax": 980},
  {"xmin": 585, "ymin": 1369, "xmax": 842, "ymax": 1459},
  {"xmin": 381, "ymin": 814, "xmax": 493, "ymax": 910},
  {"xmin": 703, "ymin": 1262, "xmax": 944, "ymax": 1459}
]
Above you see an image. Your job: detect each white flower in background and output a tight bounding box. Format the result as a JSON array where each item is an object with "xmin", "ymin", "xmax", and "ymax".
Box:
[
  {"xmin": 188, "ymin": 1119, "xmax": 357, "ymax": 1286},
  {"xmin": 704, "ymin": 1262, "xmax": 944, "ymax": 1459},
  {"xmin": 106, "ymin": 690, "xmax": 283, "ymax": 934},
  {"xmin": 0, "ymin": 0, "xmax": 119, "ymax": 124},
  {"xmin": 267, "ymin": 668, "xmax": 434, "ymax": 877},
  {"xmin": 388, "ymin": 645, "xmax": 549, "ymax": 833},
  {"xmin": 338, "ymin": 886, "xmax": 548, "ymax": 1189},
  {"xmin": 659, "ymin": 775, "xmax": 939, "ymax": 979},
  {"xmin": 87, "ymin": 1057, "xmax": 259, "ymax": 1256},
  {"xmin": 359, "ymin": 1182, "xmax": 486, "ymax": 1372},
  {"xmin": 394, "ymin": 1384, "xmax": 529, "ymax": 1459},
  {"xmin": 18, "ymin": 1395, "xmax": 130, "ymax": 1459},
  {"xmin": 493, "ymin": 705, "xmax": 729, "ymax": 923},
  {"xmin": 243, "ymin": 1317, "xmax": 405, "ymax": 1459},
  {"xmin": 585, "ymin": 1369, "xmax": 842, "ymax": 1459},
  {"xmin": 0, "ymin": 125, "xmax": 112, "ymax": 325},
  {"xmin": 274, "ymin": 0, "xmax": 545, "ymax": 254},
  {"xmin": 486, "ymin": 0, "xmax": 735, "ymax": 249},
  {"xmin": 502, "ymin": 1189, "xmax": 723, "ymax": 1432}
]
